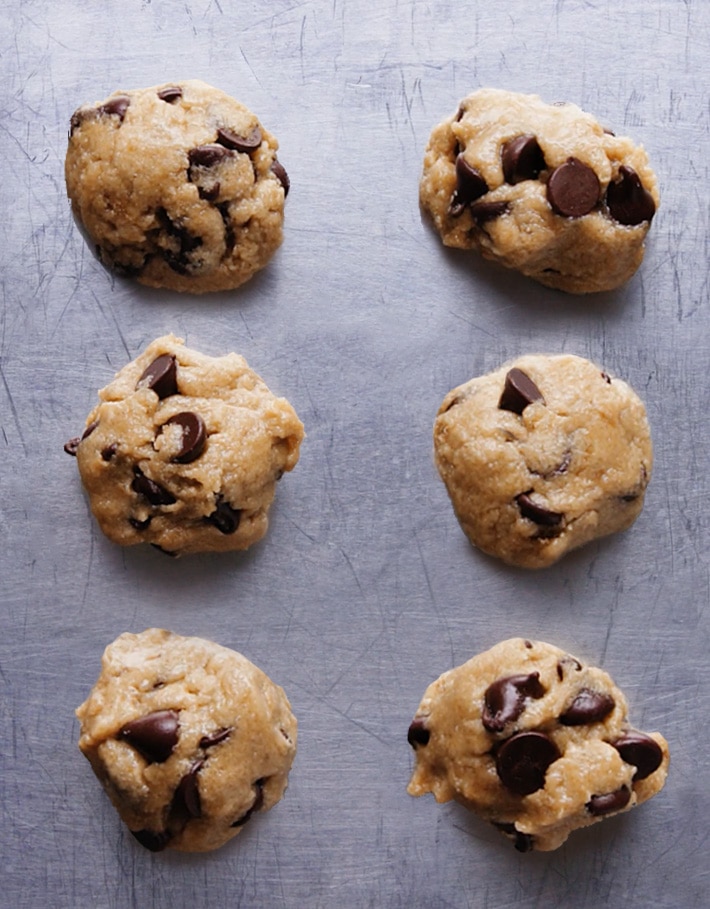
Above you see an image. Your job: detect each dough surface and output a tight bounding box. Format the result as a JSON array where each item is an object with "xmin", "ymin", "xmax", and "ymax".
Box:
[
  {"xmin": 65, "ymin": 334, "xmax": 304, "ymax": 556},
  {"xmin": 433, "ymin": 354, "xmax": 652, "ymax": 568},
  {"xmin": 420, "ymin": 88, "xmax": 659, "ymax": 293},
  {"xmin": 76, "ymin": 628, "xmax": 297, "ymax": 852},
  {"xmin": 407, "ymin": 638, "xmax": 669, "ymax": 852},
  {"xmin": 66, "ymin": 80, "xmax": 289, "ymax": 293}
]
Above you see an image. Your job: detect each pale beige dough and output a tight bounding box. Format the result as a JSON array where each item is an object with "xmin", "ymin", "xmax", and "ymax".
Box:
[
  {"xmin": 420, "ymin": 88, "xmax": 659, "ymax": 293},
  {"xmin": 65, "ymin": 334, "xmax": 304, "ymax": 556},
  {"xmin": 433, "ymin": 354, "xmax": 652, "ymax": 568},
  {"xmin": 76, "ymin": 628, "xmax": 297, "ymax": 852},
  {"xmin": 66, "ymin": 80, "xmax": 289, "ymax": 293},
  {"xmin": 407, "ymin": 638, "xmax": 669, "ymax": 852}
]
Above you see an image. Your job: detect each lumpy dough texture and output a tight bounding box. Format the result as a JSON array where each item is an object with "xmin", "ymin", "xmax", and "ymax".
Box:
[
  {"xmin": 433, "ymin": 354, "xmax": 652, "ymax": 568},
  {"xmin": 65, "ymin": 81, "xmax": 289, "ymax": 292},
  {"xmin": 407, "ymin": 638, "xmax": 669, "ymax": 852},
  {"xmin": 76, "ymin": 629, "xmax": 297, "ymax": 852},
  {"xmin": 65, "ymin": 334, "xmax": 304, "ymax": 556},
  {"xmin": 420, "ymin": 88, "xmax": 659, "ymax": 293}
]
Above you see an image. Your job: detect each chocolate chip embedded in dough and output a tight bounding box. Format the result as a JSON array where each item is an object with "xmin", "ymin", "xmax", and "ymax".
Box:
[
  {"xmin": 469, "ymin": 200, "xmax": 510, "ymax": 224},
  {"xmin": 129, "ymin": 516, "xmax": 152, "ymax": 531},
  {"xmin": 199, "ymin": 728, "xmax": 232, "ymax": 749},
  {"xmin": 449, "ymin": 154, "xmax": 488, "ymax": 216},
  {"xmin": 188, "ymin": 144, "xmax": 234, "ymax": 169},
  {"xmin": 556, "ymin": 656, "xmax": 583, "ymax": 680},
  {"xmin": 407, "ymin": 718, "xmax": 431, "ymax": 749},
  {"xmin": 482, "ymin": 672, "xmax": 546, "ymax": 733},
  {"xmin": 206, "ymin": 498, "xmax": 241, "ymax": 534},
  {"xmin": 216, "ymin": 125, "xmax": 262, "ymax": 153},
  {"xmin": 131, "ymin": 828, "xmax": 171, "ymax": 852},
  {"xmin": 98, "ymin": 95, "xmax": 131, "ymax": 122},
  {"xmin": 271, "ymin": 159, "xmax": 290, "ymax": 197},
  {"xmin": 172, "ymin": 760, "xmax": 204, "ymax": 819},
  {"xmin": 499, "ymin": 368, "xmax": 544, "ymax": 415},
  {"xmin": 157, "ymin": 86, "xmax": 183, "ymax": 103},
  {"xmin": 560, "ymin": 688, "xmax": 615, "ymax": 726},
  {"xmin": 606, "ymin": 165, "xmax": 656, "ymax": 226},
  {"xmin": 137, "ymin": 354, "xmax": 178, "ymax": 400},
  {"xmin": 515, "ymin": 492, "xmax": 563, "ymax": 527},
  {"xmin": 612, "ymin": 731, "xmax": 663, "ymax": 780},
  {"xmin": 501, "ymin": 135, "xmax": 546, "ymax": 185},
  {"xmin": 131, "ymin": 467, "xmax": 177, "ymax": 506},
  {"xmin": 230, "ymin": 778, "xmax": 266, "ymax": 827},
  {"xmin": 493, "ymin": 822, "xmax": 535, "ymax": 852},
  {"xmin": 161, "ymin": 412, "xmax": 207, "ymax": 464},
  {"xmin": 118, "ymin": 709, "xmax": 180, "ymax": 763},
  {"xmin": 495, "ymin": 730, "xmax": 560, "ymax": 795},
  {"xmin": 101, "ymin": 443, "xmax": 117, "ymax": 461},
  {"xmin": 586, "ymin": 786, "xmax": 631, "ymax": 817},
  {"xmin": 64, "ymin": 420, "xmax": 100, "ymax": 456},
  {"xmin": 547, "ymin": 157, "xmax": 600, "ymax": 217}
]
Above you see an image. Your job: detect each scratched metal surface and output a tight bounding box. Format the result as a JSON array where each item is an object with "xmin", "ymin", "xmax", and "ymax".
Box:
[{"xmin": 1, "ymin": 1, "xmax": 708, "ymax": 906}]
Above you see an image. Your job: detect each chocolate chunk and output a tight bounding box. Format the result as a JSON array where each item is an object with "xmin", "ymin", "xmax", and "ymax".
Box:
[
  {"xmin": 98, "ymin": 95, "xmax": 131, "ymax": 122},
  {"xmin": 129, "ymin": 516, "xmax": 152, "ymax": 531},
  {"xmin": 206, "ymin": 498, "xmax": 241, "ymax": 534},
  {"xmin": 64, "ymin": 420, "xmax": 99, "ymax": 456},
  {"xmin": 407, "ymin": 718, "xmax": 431, "ymax": 749},
  {"xmin": 482, "ymin": 672, "xmax": 546, "ymax": 733},
  {"xmin": 172, "ymin": 760, "xmax": 204, "ymax": 819},
  {"xmin": 449, "ymin": 154, "xmax": 488, "ymax": 215},
  {"xmin": 271, "ymin": 159, "xmax": 290, "ymax": 197},
  {"xmin": 499, "ymin": 368, "xmax": 544, "ymax": 415},
  {"xmin": 101, "ymin": 443, "xmax": 117, "ymax": 461},
  {"xmin": 137, "ymin": 354, "xmax": 178, "ymax": 400},
  {"xmin": 547, "ymin": 157, "xmax": 600, "ymax": 217},
  {"xmin": 199, "ymin": 728, "xmax": 232, "ymax": 749},
  {"xmin": 495, "ymin": 731, "xmax": 560, "ymax": 795},
  {"xmin": 131, "ymin": 828, "xmax": 171, "ymax": 852},
  {"xmin": 501, "ymin": 135, "xmax": 546, "ymax": 184},
  {"xmin": 216, "ymin": 125, "xmax": 262, "ymax": 153},
  {"xmin": 118, "ymin": 709, "xmax": 179, "ymax": 763},
  {"xmin": 586, "ymin": 786, "xmax": 630, "ymax": 817},
  {"xmin": 188, "ymin": 144, "xmax": 233, "ymax": 168},
  {"xmin": 606, "ymin": 165, "xmax": 656, "ymax": 225},
  {"xmin": 231, "ymin": 778, "xmax": 266, "ymax": 827},
  {"xmin": 516, "ymin": 492, "xmax": 563, "ymax": 527},
  {"xmin": 157, "ymin": 86, "xmax": 183, "ymax": 103},
  {"xmin": 131, "ymin": 467, "xmax": 176, "ymax": 506},
  {"xmin": 469, "ymin": 200, "xmax": 510, "ymax": 224},
  {"xmin": 560, "ymin": 688, "xmax": 615, "ymax": 726},
  {"xmin": 161, "ymin": 412, "xmax": 206, "ymax": 464},
  {"xmin": 612, "ymin": 731, "xmax": 663, "ymax": 780}
]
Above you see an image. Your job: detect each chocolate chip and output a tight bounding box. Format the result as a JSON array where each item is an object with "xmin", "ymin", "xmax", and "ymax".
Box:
[
  {"xmin": 606, "ymin": 165, "xmax": 656, "ymax": 225},
  {"xmin": 407, "ymin": 718, "xmax": 430, "ymax": 749},
  {"xmin": 586, "ymin": 786, "xmax": 631, "ymax": 817},
  {"xmin": 206, "ymin": 498, "xmax": 241, "ymax": 535},
  {"xmin": 482, "ymin": 672, "xmax": 546, "ymax": 733},
  {"xmin": 501, "ymin": 135, "xmax": 546, "ymax": 184},
  {"xmin": 449, "ymin": 154, "xmax": 488, "ymax": 216},
  {"xmin": 172, "ymin": 760, "xmax": 204, "ymax": 819},
  {"xmin": 199, "ymin": 728, "xmax": 232, "ymax": 749},
  {"xmin": 98, "ymin": 95, "xmax": 131, "ymax": 122},
  {"xmin": 556, "ymin": 656, "xmax": 582, "ymax": 680},
  {"xmin": 469, "ymin": 200, "xmax": 510, "ymax": 224},
  {"xmin": 547, "ymin": 157, "xmax": 600, "ymax": 217},
  {"xmin": 64, "ymin": 420, "xmax": 99, "ymax": 456},
  {"xmin": 495, "ymin": 731, "xmax": 560, "ymax": 795},
  {"xmin": 271, "ymin": 159, "xmax": 290, "ymax": 196},
  {"xmin": 498, "ymin": 368, "xmax": 544, "ymax": 415},
  {"xmin": 118, "ymin": 709, "xmax": 179, "ymax": 763},
  {"xmin": 137, "ymin": 354, "xmax": 178, "ymax": 400},
  {"xmin": 131, "ymin": 467, "xmax": 176, "ymax": 506},
  {"xmin": 156, "ymin": 208, "xmax": 204, "ymax": 275},
  {"xmin": 493, "ymin": 822, "xmax": 535, "ymax": 852},
  {"xmin": 131, "ymin": 828, "xmax": 171, "ymax": 852},
  {"xmin": 157, "ymin": 86, "xmax": 183, "ymax": 103},
  {"xmin": 216, "ymin": 125, "xmax": 262, "ymax": 153},
  {"xmin": 516, "ymin": 492, "xmax": 563, "ymax": 527},
  {"xmin": 230, "ymin": 778, "xmax": 266, "ymax": 827},
  {"xmin": 129, "ymin": 516, "xmax": 152, "ymax": 531},
  {"xmin": 188, "ymin": 144, "xmax": 233, "ymax": 168},
  {"xmin": 601, "ymin": 371, "xmax": 612, "ymax": 384},
  {"xmin": 161, "ymin": 412, "xmax": 206, "ymax": 464},
  {"xmin": 612, "ymin": 731, "xmax": 663, "ymax": 780},
  {"xmin": 560, "ymin": 688, "xmax": 615, "ymax": 726},
  {"xmin": 198, "ymin": 182, "xmax": 221, "ymax": 202},
  {"xmin": 101, "ymin": 443, "xmax": 117, "ymax": 461}
]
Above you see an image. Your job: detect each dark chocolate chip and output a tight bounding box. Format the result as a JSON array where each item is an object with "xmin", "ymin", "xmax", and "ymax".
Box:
[
  {"xmin": 556, "ymin": 656, "xmax": 582, "ymax": 680},
  {"xmin": 547, "ymin": 157, "xmax": 600, "ymax": 217},
  {"xmin": 407, "ymin": 718, "xmax": 430, "ymax": 749},
  {"xmin": 156, "ymin": 208, "xmax": 204, "ymax": 275},
  {"xmin": 101, "ymin": 443, "xmax": 117, "ymax": 461},
  {"xmin": 606, "ymin": 165, "xmax": 656, "ymax": 225},
  {"xmin": 172, "ymin": 760, "xmax": 204, "ymax": 819},
  {"xmin": 501, "ymin": 134, "xmax": 546, "ymax": 184},
  {"xmin": 157, "ymin": 86, "xmax": 183, "ymax": 103},
  {"xmin": 206, "ymin": 498, "xmax": 241, "ymax": 535},
  {"xmin": 188, "ymin": 144, "xmax": 233, "ymax": 168},
  {"xmin": 516, "ymin": 492, "xmax": 563, "ymax": 527},
  {"xmin": 64, "ymin": 420, "xmax": 99, "ymax": 456},
  {"xmin": 482, "ymin": 672, "xmax": 546, "ymax": 733},
  {"xmin": 271, "ymin": 159, "xmax": 290, "ymax": 196},
  {"xmin": 601, "ymin": 371, "xmax": 612, "ymax": 384},
  {"xmin": 493, "ymin": 822, "xmax": 535, "ymax": 852},
  {"xmin": 560, "ymin": 688, "xmax": 615, "ymax": 726},
  {"xmin": 129, "ymin": 516, "xmax": 152, "ymax": 531},
  {"xmin": 118, "ymin": 709, "xmax": 179, "ymax": 763},
  {"xmin": 199, "ymin": 728, "xmax": 232, "ymax": 749},
  {"xmin": 216, "ymin": 125, "xmax": 262, "ymax": 153},
  {"xmin": 586, "ymin": 786, "xmax": 631, "ymax": 817},
  {"xmin": 137, "ymin": 354, "xmax": 178, "ymax": 400},
  {"xmin": 449, "ymin": 154, "xmax": 488, "ymax": 215},
  {"xmin": 198, "ymin": 182, "xmax": 221, "ymax": 202},
  {"xmin": 161, "ymin": 412, "xmax": 207, "ymax": 464},
  {"xmin": 612, "ymin": 731, "xmax": 663, "ymax": 781},
  {"xmin": 231, "ymin": 778, "xmax": 266, "ymax": 827},
  {"xmin": 131, "ymin": 467, "xmax": 176, "ymax": 506},
  {"xmin": 498, "ymin": 368, "xmax": 544, "ymax": 415},
  {"xmin": 495, "ymin": 731, "xmax": 560, "ymax": 795},
  {"xmin": 98, "ymin": 95, "xmax": 131, "ymax": 122},
  {"xmin": 131, "ymin": 828, "xmax": 171, "ymax": 852},
  {"xmin": 469, "ymin": 200, "xmax": 510, "ymax": 224}
]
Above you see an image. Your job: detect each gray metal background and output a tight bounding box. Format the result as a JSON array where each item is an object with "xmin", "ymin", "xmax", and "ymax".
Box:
[{"xmin": 1, "ymin": 1, "xmax": 708, "ymax": 907}]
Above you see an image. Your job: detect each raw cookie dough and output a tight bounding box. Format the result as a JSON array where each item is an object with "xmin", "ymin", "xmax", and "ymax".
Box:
[
  {"xmin": 407, "ymin": 638, "xmax": 669, "ymax": 852},
  {"xmin": 420, "ymin": 88, "xmax": 659, "ymax": 293},
  {"xmin": 76, "ymin": 628, "xmax": 297, "ymax": 852},
  {"xmin": 64, "ymin": 334, "xmax": 304, "ymax": 556},
  {"xmin": 433, "ymin": 354, "xmax": 652, "ymax": 568},
  {"xmin": 66, "ymin": 80, "xmax": 289, "ymax": 293}
]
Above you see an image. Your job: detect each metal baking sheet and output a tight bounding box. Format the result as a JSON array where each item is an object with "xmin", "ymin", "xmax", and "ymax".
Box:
[{"xmin": 1, "ymin": 1, "xmax": 708, "ymax": 906}]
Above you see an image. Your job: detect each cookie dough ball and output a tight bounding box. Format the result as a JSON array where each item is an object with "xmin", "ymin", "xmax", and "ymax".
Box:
[
  {"xmin": 64, "ymin": 334, "xmax": 304, "ymax": 556},
  {"xmin": 65, "ymin": 81, "xmax": 290, "ymax": 293},
  {"xmin": 433, "ymin": 354, "xmax": 652, "ymax": 568},
  {"xmin": 76, "ymin": 629, "xmax": 297, "ymax": 852},
  {"xmin": 420, "ymin": 88, "xmax": 659, "ymax": 293},
  {"xmin": 407, "ymin": 638, "xmax": 669, "ymax": 852}
]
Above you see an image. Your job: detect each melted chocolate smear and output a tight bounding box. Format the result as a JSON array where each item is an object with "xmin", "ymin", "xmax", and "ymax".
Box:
[
  {"xmin": 161, "ymin": 412, "xmax": 206, "ymax": 464},
  {"xmin": 560, "ymin": 688, "xmax": 615, "ymax": 726},
  {"xmin": 612, "ymin": 731, "xmax": 663, "ymax": 780},
  {"xmin": 501, "ymin": 135, "xmax": 546, "ymax": 184},
  {"xmin": 606, "ymin": 165, "xmax": 656, "ymax": 225},
  {"xmin": 547, "ymin": 157, "xmax": 600, "ymax": 217},
  {"xmin": 137, "ymin": 354, "xmax": 178, "ymax": 400},
  {"xmin": 482, "ymin": 672, "xmax": 546, "ymax": 733},
  {"xmin": 118, "ymin": 709, "xmax": 179, "ymax": 763},
  {"xmin": 495, "ymin": 731, "xmax": 560, "ymax": 795},
  {"xmin": 498, "ymin": 368, "xmax": 544, "ymax": 415},
  {"xmin": 407, "ymin": 718, "xmax": 430, "ymax": 749}
]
